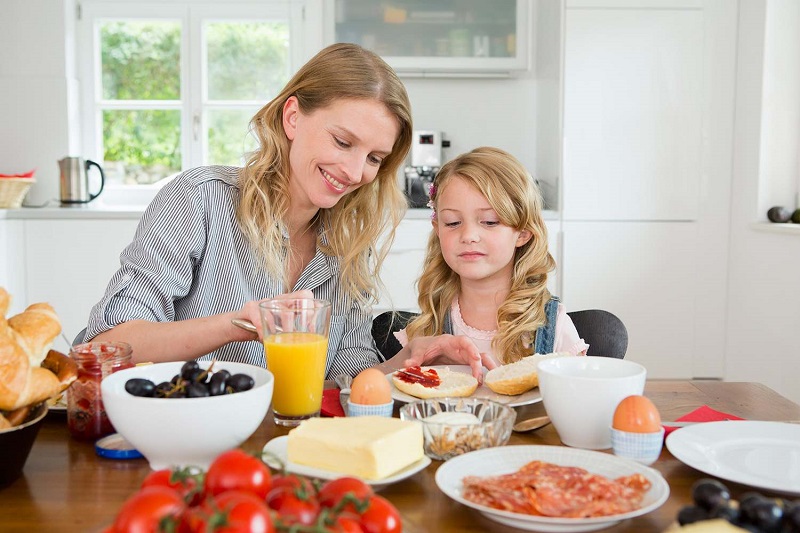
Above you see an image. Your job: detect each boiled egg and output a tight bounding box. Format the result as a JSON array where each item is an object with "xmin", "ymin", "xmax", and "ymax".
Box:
[
  {"xmin": 612, "ymin": 395, "xmax": 662, "ymax": 433},
  {"xmin": 350, "ymin": 368, "xmax": 392, "ymax": 405}
]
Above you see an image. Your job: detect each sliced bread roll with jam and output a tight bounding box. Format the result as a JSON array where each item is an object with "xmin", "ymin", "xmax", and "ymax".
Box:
[
  {"xmin": 484, "ymin": 352, "xmax": 574, "ymax": 395},
  {"xmin": 391, "ymin": 366, "xmax": 478, "ymax": 399}
]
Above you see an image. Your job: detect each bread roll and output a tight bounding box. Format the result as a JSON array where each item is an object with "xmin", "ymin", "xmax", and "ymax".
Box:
[
  {"xmin": 485, "ymin": 352, "xmax": 574, "ymax": 395},
  {"xmin": 392, "ymin": 366, "xmax": 478, "ymax": 399},
  {"xmin": 0, "ymin": 287, "xmax": 76, "ymax": 412}
]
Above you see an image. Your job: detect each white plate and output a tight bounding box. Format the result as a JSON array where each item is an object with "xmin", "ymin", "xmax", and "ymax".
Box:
[
  {"xmin": 666, "ymin": 421, "xmax": 800, "ymax": 496},
  {"xmin": 387, "ymin": 365, "xmax": 543, "ymax": 407},
  {"xmin": 435, "ymin": 445, "xmax": 669, "ymax": 532},
  {"xmin": 262, "ymin": 436, "xmax": 431, "ymax": 491}
]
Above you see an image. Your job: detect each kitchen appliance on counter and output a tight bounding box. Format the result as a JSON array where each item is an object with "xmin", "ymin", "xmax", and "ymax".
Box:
[
  {"xmin": 59, "ymin": 156, "xmax": 105, "ymax": 204},
  {"xmin": 404, "ymin": 130, "xmax": 450, "ymax": 208}
]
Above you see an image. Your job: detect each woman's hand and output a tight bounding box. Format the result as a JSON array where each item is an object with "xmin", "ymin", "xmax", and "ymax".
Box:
[
  {"xmin": 232, "ymin": 289, "xmax": 314, "ymax": 342},
  {"xmin": 399, "ymin": 334, "xmax": 498, "ymax": 383}
]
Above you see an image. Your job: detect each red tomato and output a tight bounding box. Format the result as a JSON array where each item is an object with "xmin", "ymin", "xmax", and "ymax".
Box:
[
  {"xmin": 141, "ymin": 468, "xmax": 204, "ymax": 506},
  {"xmin": 180, "ymin": 491, "xmax": 274, "ymax": 533},
  {"xmin": 113, "ymin": 485, "xmax": 186, "ymax": 533},
  {"xmin": 270, "ymin": 473, "xmax": 316, "ymax": 496},
  {"xmin": 359, "ymin": 495, "xmax": 401, "ymax": 533},
  {"xmin": 330, "ymin": 512, "xmax": 366, "ymax": 533},
  {"xmin": 266, "ymin": 486, "xmax": 320, "ymax": 526},
  {"xmin": 204, "ymin": 449, "xmax": 272, "ymax": 499},
  {"xmin": 318, "ymin": 477, "xmax": 374, "ymax": 515}
]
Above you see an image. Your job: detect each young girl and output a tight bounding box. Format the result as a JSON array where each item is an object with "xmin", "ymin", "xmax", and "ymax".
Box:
[{"xmin": 396, "ymin": 147, "xmax": 587, "ymax": 374}]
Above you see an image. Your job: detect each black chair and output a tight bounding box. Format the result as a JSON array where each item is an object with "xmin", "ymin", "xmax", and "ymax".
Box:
[
  {"xmin": 567, "ymin": 309, "xmax": 628, "ymax": 359},
  {"xmin": 371, "ymin": 308, "xmax": 628, "ymax": 360},
  {"xmin": 371, "ymin": 311, "xmax": 419, "ymax": 361}
]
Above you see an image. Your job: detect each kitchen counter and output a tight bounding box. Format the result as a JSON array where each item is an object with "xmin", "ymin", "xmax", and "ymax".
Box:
[{"xmin": 1, "ymin": 203, "xmax": 559, "ymax": 220}]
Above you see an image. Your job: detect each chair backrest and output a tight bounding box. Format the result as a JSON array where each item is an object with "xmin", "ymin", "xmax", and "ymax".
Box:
[
  {"xmin": 566, "ymin": 309, "xmax": 628, "ymax": 359},
  {"xmin": 371, "ymin": 311, "xmax": 419, "ymax": 361},
  {"xmin": 370, "ymin": 308, "xmax": 629, "ymax": 360}
]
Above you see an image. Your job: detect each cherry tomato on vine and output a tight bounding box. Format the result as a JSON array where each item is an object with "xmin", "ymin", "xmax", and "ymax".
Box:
[
  {"xmin": 142, "ymin": 467, "xmax": 204, "ymax": 506},
  {"xmin": 113, "ymin": 485, "xmax": 186, "ymax": 533},
  {"xmin": 329, "ymin": 512, "xmax": 366, "ymax": 533},
  {"xmin": 318, "ymin": 477, "xmax": 374, "ymax": 515},
  {"xmin": 266, "ymin": 486, "xmax": 320, "ymax": 526},
  {"xmin": 204, "ymin": 449, "xmax": 272, "ymax": 499},
  {"xmin": 270, "ymin": 473, "xmax": 316, "ymax": 496},
  {"xmin": 359, "ymin": 495, "xmax": 401, "ymax": 533}
]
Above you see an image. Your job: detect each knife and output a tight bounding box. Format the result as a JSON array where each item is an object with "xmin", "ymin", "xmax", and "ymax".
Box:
[{"xmin": 334, "ymin": 374, "xmax": 352, "ymax": 416}]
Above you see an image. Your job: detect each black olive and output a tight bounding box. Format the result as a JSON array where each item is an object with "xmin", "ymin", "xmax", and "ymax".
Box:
[
  {"xmin": 125, "ymin": 378, "xmax": 156, "ymax": 397},
  {"xmin": 710, "ymin": 500, "xmax": 740, "ymax": 523},
  {"xmin": 750, "ymin": 500, "xmax": 784, "ymax": 533},
  {"xmin": 186, "ymin": 382, "xmax": 210, "ymax": 398},
  {"xmin": 740, "ymin": 492, "xmax": 770, "ymax": 524},
  {"xmin": 227, "ymin": 373, "xmax": 255, "ymax": 392},
  {"xmin": 180, "ymin": 360, "xmax": 200, "ymax": 379},
  {"xmin": 208, "ymin": 370, "xmax": 230, "ymax": 396},
  {"xmin": 678, "ymin": 505, "xmax": 709, "ymax": 525},
  {"xmin": 781, "ymin": 502, "xmax": 800, "ymax": 533},
  {"xmin": 692, "ymin": 479, "xmax": 731, "ymax": 511}
]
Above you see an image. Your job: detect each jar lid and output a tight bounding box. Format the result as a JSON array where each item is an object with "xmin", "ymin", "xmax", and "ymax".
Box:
[{"xmin": 95, "ymin": 433, "xmax": 144, "ymax": 460}]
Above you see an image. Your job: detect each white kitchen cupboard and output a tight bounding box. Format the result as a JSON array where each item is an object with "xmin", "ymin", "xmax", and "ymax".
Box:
[
  {"xmin": 20, "ymin": 219, "xmax": 139, "ymax": 352},
  {"xmin": 324, "ymin": 0, "xmax": 530, "ymax": 75},
  {"xmin": 559, "ymin": 0, "xmax": 737, "ymax": 378}
]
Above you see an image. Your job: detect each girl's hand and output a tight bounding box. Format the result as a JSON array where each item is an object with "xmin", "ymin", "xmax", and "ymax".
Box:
[
  {"xmin": 401, "ymin": 334, "xmax": 498, "ymax": 383},
  {"xmin": 233, "ymin": 289, "xmax": 314, "ymax": 341}
]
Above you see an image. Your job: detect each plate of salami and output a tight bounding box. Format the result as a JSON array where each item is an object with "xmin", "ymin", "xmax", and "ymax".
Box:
[
  {"xmin": 386, "ymin": 365, "xmax": 543, "ymax": 407},
  {"xmin": 435, "ymin": 445, "xmax": 669, "ymax": 532}
]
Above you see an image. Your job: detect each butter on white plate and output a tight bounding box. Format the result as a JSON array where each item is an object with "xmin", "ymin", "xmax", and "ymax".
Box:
[{"xmin": 285, "ymin": 416, "xmax": 425, "ymax": 480}]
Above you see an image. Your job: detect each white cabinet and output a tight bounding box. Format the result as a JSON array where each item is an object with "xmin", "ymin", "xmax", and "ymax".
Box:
[
  {"xmin": 325, "ymin": 0, "xmax": 530, "ymax": 74},
  {"xmin": 22, "ymin": 219, "xmax": 139, "ymax": 351},
  {"xmin": 559, "ymin": 0, "xmax": 737, "ymax": 379}
]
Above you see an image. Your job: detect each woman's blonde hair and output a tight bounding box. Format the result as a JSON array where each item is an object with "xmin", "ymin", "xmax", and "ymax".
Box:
[
  {"xmin": 237, "ymin": 43, "xmax": 412, "ymax": 305},
  {"xmin": 406, "ymin": 147, "xmax": 555, "ymax": 364}
]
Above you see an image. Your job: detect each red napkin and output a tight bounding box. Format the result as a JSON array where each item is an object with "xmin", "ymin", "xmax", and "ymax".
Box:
[
  {"xmin": 0, "ymin": 169, "xmax": 35, "ymax": 178},
  {"xmin": 663, "ymin": 405, "xmax": 744, "ymax": 437},
  {"xmin": 321, "ymin": 389, "xmax": 345, "ymax": 417}
]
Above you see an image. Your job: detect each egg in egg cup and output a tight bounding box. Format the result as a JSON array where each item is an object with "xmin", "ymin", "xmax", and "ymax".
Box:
[{"xmin": 610, "ymin": 395, "xmax": 664, "ymax": 464}]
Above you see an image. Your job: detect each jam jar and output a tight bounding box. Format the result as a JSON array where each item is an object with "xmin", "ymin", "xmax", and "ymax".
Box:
[{"xmin": 67, "ymin": 341, "xmax": 134, "ymax": 440}]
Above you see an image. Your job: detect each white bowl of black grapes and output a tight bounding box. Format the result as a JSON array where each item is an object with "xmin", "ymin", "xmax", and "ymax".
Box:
[{"xmin": 101, "ymin": 360, "xmax": 273, "ymax": 470}]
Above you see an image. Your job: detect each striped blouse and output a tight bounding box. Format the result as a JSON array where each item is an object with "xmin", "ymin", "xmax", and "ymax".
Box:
[{"xmin": 85, "ymin": 166, "xmax": 380, "ymax": 379}]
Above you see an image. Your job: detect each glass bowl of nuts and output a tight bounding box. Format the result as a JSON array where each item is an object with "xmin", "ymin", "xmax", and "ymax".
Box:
[{"xmin": 399, "ymin": 397, "xmax": 516, "ymax": 461}]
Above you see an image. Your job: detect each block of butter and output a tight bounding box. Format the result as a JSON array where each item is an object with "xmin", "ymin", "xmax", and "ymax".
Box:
[{"xmin": 287, "ymin": 416, "xmax": 424, "ymax": 480}]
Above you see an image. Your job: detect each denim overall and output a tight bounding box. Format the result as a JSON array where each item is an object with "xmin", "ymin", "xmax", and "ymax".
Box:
[{"xmin": 442, "ymin": 297, "xmax": 560, "ymax": 354}]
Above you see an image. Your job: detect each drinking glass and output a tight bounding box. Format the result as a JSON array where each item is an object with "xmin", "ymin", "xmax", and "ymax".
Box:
[{"xmin": 259, "ymin": 298, "xmax": 331, "ymax": 427}]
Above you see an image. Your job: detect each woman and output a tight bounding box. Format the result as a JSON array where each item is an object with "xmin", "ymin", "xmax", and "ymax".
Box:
[{"xmin": 84, "ymin": 43, "xmax": 412, "ymax": 379}]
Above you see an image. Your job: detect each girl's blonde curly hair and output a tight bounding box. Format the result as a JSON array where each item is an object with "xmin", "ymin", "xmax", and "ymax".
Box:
[
  {"xmin": 236, "ymin": 44, "xmax": 412, "ymax": 307},
  {"xmin": 405, "ymin": 147, "xmax": 555, "ymax": 364}
]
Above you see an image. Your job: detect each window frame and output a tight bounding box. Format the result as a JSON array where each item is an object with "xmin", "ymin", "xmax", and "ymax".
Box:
[{"xmin": 76, "ymin": 0, "xmax": 315, "ymax": 203}]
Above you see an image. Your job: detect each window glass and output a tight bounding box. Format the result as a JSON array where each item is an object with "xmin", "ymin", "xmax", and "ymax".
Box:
[
  {"xmin": 207, "ymin": 108, "xmax": 258, "ymax": 166},
  {"xmin": 100, "ymin": 21, "xmax": 181, "ymax": 100},
  {"xmin": 206, "ymin": 21, "xmax": 290, "ymax": 101},
  {"xmin": 103, "ymin": 109, "xmax": 182, "ymax": 185}
]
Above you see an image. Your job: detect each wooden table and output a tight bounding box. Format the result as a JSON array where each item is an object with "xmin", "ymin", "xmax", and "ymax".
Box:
[{"xmin": 3, "ymin": 381, "xmax": 800, "ymax": 532}]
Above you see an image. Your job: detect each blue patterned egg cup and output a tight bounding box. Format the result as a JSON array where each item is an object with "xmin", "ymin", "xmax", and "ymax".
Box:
[
  {"xmin": 610, "ymin": 426, "xmax": 665, "ymax": 465},
  {"xmin": 347, "ymin": 399, "xmax": 394, "ymax": 417}
]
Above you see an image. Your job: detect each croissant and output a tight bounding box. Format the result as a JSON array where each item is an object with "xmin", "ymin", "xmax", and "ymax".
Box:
[{"xmin": 0, "ymin": 287, "xmax": 78, "ymax": 412}]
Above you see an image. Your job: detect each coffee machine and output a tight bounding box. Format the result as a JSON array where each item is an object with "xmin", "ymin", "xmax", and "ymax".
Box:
[{"xmin": 404, "ymin": 130, "xmax": 449, "ymax": 208}]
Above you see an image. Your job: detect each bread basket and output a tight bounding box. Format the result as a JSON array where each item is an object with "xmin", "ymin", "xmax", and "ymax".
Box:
[{"xmin": 0, "ymin": 177, "xmax": 35, "ymax": 208}]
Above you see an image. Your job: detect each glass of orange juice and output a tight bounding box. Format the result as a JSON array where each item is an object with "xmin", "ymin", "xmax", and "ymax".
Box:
[{"xmin": 259, "ymin": 298, "xmax": 332, "ymax": 427}]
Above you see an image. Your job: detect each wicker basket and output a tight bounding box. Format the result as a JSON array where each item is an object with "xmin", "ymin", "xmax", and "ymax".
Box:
[{"xmin": 0, "ymin": 178, "xmax": 35, "ymax": 208}]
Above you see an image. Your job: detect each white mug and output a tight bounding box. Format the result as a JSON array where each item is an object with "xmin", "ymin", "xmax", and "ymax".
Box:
[{"xmin": 537, "ymin": 357, "xmax": 646, "ymax": 449}]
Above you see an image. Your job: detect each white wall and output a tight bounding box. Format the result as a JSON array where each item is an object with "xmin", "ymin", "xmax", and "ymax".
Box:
[
  {"xmin": 0, "ymin": 0, "xmax": 79, "ymax": 207},
  {"xmin": 726, "ymin": 0, "xmax": 800, "ymax": 405}
]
